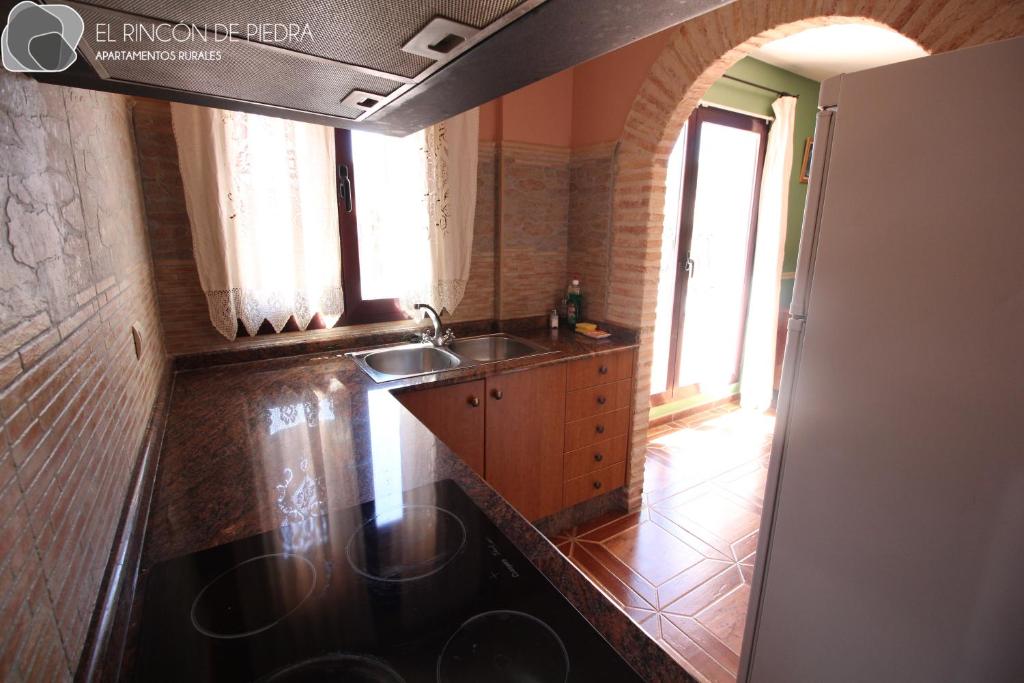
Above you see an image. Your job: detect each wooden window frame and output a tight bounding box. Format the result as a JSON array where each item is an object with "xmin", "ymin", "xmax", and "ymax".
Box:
[
  {"xmin": 333, "ymin": 128, "xmax": 408, "ymax": 325},
  {"xmin": 650, "ymin": 105, "xmax": 769, "ymax": 405}
]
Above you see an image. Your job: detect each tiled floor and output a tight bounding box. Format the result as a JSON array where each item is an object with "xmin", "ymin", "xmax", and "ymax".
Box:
[{"xmin": 552, "ymin": 404, "xmax": 775, "ymax": 683}]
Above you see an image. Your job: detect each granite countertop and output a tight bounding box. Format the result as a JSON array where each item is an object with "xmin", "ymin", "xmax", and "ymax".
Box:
[{"xmin": 140, "ymin": 325, "xmax": 692, "ymax": 681}]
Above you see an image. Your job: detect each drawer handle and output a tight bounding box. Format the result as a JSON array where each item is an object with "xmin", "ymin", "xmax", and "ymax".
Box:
[
  {"xmin": 594, "ymin": 452, "xmax": 604, "ymax": 462},
  {"xmin": 468, "ymin": 396, "xmax": 480, "ymax": 407},
  {"xmin": 598, "ymin": 365, "xmax": 609, "ymax": 375},
  {"xmin": 593, "ymin": 480, "xmax": 603, "ymax": 490},
  {"xmin": 491, "ymin": 389, "xmax": 503, "ymax": 400},
  {"xmin": 596, "ymin": 395, "xmax": 607, "ymax": 405},
  {"xmin": 595, "ymin": 424, "xmax": 605, "ymax": 434}
]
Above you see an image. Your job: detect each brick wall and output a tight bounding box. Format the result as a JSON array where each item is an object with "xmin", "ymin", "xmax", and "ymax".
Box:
[
  {"xmin": 0, "ymin": 73, "xmax": 168, "ymax": 679},
  {"xmin": 599, "ymin": 0, "xmax": 1024, "ymax": 509}
]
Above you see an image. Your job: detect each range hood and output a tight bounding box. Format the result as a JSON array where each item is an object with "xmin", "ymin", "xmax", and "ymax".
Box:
[{"xmin": 28, "ymin": 0, "xmax": 730, "ymax": 136}]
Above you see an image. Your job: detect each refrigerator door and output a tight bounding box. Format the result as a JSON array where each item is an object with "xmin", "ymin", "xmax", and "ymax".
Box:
[{"xmin": 741, "ymin": 36, "xmax": 1024, "ymax": 683}]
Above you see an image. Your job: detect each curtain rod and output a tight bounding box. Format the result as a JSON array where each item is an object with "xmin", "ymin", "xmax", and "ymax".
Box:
[{"xmin": 720, "ymin": 74, "xmax": 798, "ymax": 99}]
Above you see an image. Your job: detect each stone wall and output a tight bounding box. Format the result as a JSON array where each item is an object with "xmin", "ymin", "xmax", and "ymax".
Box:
[{"xmin": 0, "ymin": 73, "xmax": 168, "ymax": 679}]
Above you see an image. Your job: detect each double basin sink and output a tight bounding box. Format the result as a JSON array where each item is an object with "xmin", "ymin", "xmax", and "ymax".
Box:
[{"xmin": 348, "ymin": 333, "xmax": 554, "ymax": 383}]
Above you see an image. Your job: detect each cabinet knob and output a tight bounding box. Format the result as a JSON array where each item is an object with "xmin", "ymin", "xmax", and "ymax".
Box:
[
  {"xmin": 594, "ymin": 452, "xmax": 604, "ymax": 462},
  {"xmin": 596, "ymin": 395, "xmax": 607, "ymax": 405},
  {"xmin": 598, "ymin": 365, "xmax": 609, "ymax": 375},
  {"xmin": 491, "ymin": 389, "xmax": 503, "ymax": 400},
  {"xmin": 468, "ymin": 396, "xmax": 480, "ymax": 407},
  {"xmin": 595, "ymin": 424, "xmax": 605, "ymax": 434},
  {"xmin": 593, "ymin": 480, "xmax": 603, "ymax": 490}
]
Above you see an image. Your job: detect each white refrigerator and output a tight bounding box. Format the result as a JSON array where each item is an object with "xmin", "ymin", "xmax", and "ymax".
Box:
[{"xmin": 739, "ymin": 37, "xmax": 1024, "ymax": 682}]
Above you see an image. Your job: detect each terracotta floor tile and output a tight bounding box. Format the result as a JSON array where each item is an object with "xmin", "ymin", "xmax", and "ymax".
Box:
[
  {"xmin": 571, "ymin": 544, "xmax": 655, "ymax": 610},
  {"xmin": 575, "ymin": 509, "xmax": 634, "ymax": 537},
  {"xmin": 551, "ymin": 406, "xmax": 774, "ymax": 683},
  {"xmin": 695, "ymin": 584, "xmax": 752, "ymax": 655},
  {"xmin": 665, "ymin": 613, "xmax": 741, "ymax": 674},
  {"xmin": 648, "ymin": 511, "xmax": 731, "ymax": 562},
  {"xmin": 579, "ymin": 511, "xmax": 644, "ymax": 542},
  {"xmin": 660, "ymin": 617, "xmax": 737, "ymax": 683},
  {"xmin": 658, "ymin": 489, "xmax": 762, "ymax": 550},
  {"xmin": 662, "ymin": 564, "xmax": 744, "ymax": 617},
  {"xmin": 575, "ymin": 542, "xmax": 659, "ymax": 607},
  {"xmin": 730, "ymin": 530, "xmax": 758, "ymax": 564},
  {"xmin": 714, "ymin": 462, "xmax": 769, "ymax": 507},
  {"xmin": 602, "ymin": 520, "xmax": 704, "ymax": 586}
]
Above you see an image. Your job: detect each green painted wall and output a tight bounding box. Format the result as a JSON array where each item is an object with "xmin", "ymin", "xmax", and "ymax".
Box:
[{"xmin": 702, "ymin": 57, "xmax": 820, "ymax": 310}]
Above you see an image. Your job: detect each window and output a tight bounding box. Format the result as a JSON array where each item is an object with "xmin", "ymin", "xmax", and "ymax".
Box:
[{"xmin": 334, "ymin": 128, "xmax": 430, "ymax": 325}]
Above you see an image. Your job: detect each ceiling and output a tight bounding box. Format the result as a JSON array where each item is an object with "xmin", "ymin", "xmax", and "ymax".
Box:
[{"xmin": 750, "ymin": 24, "xmax": 929, "ymax": 82}]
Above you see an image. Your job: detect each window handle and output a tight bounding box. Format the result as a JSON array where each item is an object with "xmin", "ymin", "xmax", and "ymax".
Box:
[
  {"xmin": 337, "ymin": 164, "xmax": 353, "ymax": 213},
  {"xmin": 682, "ymin": 251, "xmax": 695, "ymax": 279}
]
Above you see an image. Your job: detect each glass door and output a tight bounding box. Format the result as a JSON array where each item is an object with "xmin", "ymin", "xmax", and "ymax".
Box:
[{"xmin": 651, "ymin": 106, "xmax": 768, "ymax": 403}]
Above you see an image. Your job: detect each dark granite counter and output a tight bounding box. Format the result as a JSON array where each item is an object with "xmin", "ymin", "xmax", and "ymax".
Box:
[{"xmin": 138, "ymin": 325, "xmax": 694, "ymax": 681}]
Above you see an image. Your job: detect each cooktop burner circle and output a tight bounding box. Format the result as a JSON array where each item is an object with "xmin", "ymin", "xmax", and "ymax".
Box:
[
  {"xmin": 190, "ymin": 552, "xmax": 316, "ymax": 639},
  {"xmin": 436, "ymin": 610, "xmax": 571, "ymax": 683},
  {"xmin": 261, "ymin": 653, "xmax": 406, "ymax": 683},
  {"xmin": 345, "ymin": 504, "xmax": 467, "ymax": 582}
]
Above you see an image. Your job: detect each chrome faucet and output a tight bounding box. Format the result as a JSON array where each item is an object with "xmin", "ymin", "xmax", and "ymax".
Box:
[{"xmin": 414, "ymin": 303, "xmax": 454, "ymax": 347}]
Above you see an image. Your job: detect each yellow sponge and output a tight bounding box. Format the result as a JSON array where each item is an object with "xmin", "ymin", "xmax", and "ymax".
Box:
[{"xmin": 575, "ymin": 322, "xmax": 597, "ymax": 332}]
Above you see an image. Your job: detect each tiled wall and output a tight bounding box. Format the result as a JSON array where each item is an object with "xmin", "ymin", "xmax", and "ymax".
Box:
[
  {"xmin": 0, "ymin": 73, "xmax": 168, "ymax": 679},
  {"xmin": 567, "ymin": 143, "xmax": 617, "ymax": 323},
  {"xmin": 132, "ymin": 100, "xmax": 569, "ymax": 355},
  {"xmin": 496, "ymin": 142, "xmax": 571, "ymax": 319}
]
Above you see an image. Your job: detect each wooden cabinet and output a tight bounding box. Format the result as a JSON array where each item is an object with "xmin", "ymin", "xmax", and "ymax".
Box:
[
  {"xmin": 565, "ymin": 378, "xmax": 632, "ymax": 422},
  {"xmin": 396, "ymin": 365, "xmax": 566, "ymax": 521},
  {"xmin": 564, "ymin": 462, "xmax": 627, "ymax": 508},
  {"xmin": 395, "ymin": 347, "xmax": 635, "ymax": 519},
  {"xmin": 396, "ymin": 379, "xmax": 485, "ymax": 476},
  {"xmin": 567, "ymin": 349, "xmax": 633, "ymax": 390},
  {"xmin": 484, "ymin": 364, "xmax": 567, "ymax": 521},
  {"xmin": 564, "ymin": 434, "xmax": 628, "ymax": 480},
  {"xmin": 561, "ymin": 349, "xmax": 635, "ymax": 508}
]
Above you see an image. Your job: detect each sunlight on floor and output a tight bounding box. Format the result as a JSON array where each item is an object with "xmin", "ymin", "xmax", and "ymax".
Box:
[{"xmin": 551, "ymin": 404, "xmax": 775, "ymax": 683}]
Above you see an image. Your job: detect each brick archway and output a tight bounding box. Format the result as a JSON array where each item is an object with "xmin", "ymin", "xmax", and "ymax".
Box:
[{"xmin": 612, "ymin": 0, "xmax": 1024, "ymax": 507}]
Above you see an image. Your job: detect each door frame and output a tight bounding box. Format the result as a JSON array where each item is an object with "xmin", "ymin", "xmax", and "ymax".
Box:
[{"xmin": 652, "ymin": 104, "xmax": 769, "ymax": 406}]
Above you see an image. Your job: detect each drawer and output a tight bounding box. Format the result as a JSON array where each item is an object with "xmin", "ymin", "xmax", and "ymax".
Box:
[
  {"xmin": 564, "ymin": 407, "xmax": 630, "ymax": 452},
  {"xmin": 566, "ymin": 349, "xmax": 634, "ymax": 391},
  {"xmin": 564, "ymin": 435, "xmax": 628, "ymax": 480},
  {"xmin": 563, "ymin": 462, "xmax": 627, "ymax": 508},
  {"xmin": 565, "ymin": 378, "xmax": 632, "ymax": 422}
]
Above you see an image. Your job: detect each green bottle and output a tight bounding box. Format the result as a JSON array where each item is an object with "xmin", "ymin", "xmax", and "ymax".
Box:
[{"xmin": 566, "ymin": 278, "xmax": 583, "ymax": 328}]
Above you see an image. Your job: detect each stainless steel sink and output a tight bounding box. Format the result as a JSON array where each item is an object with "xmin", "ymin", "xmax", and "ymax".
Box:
[
  {"xmin": 349, "ymin": 343, "xmax": 463, "ymax": 382},
  {"xmin": 348, "ymin": 334, "xmax": 553, "ymax": 383},
  {"xmin": 447, "ymin": 334, "xmax": 551, "ymax": 362}
]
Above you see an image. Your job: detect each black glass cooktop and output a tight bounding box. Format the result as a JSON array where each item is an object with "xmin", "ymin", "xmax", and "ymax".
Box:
[{"xmin": 135, "ymin": 479, "xmax": 643, "ymax": 682}]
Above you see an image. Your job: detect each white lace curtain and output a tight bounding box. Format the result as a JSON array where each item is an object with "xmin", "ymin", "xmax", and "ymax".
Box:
[
  {"xmin": 351, "ymin": 108, "xmax": 479, "ymax": 316},
  {"xmin": 171, "ymin": 103, "xmax": 343, "ymax": 339},
  {"xmin": 740, "ymin": 96, "xmax": 797, "ymax": 410},
  {"xmin": 172, "ymin": 104, "xmax": 478, "ymax": 340}
]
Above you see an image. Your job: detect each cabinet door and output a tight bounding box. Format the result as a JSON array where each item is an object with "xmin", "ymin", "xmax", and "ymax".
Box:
[
  {"xmin": 485, "ymin": 364, "xmax": 567, "ymax": 521},
  {"xmin": 396, "ymin": 380, "xmax": 485, "ymax": 475}
]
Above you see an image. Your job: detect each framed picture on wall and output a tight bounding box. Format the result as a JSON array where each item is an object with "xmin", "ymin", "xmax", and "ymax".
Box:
[{"xmin": 799, "ymin": 136, "xmax": 813, "ymax": 183}]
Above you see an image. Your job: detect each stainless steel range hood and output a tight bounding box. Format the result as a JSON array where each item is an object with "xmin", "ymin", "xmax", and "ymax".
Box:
[{"xmin": 28, "ymin": 0, "xmax": 731, "ymax": 136}]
